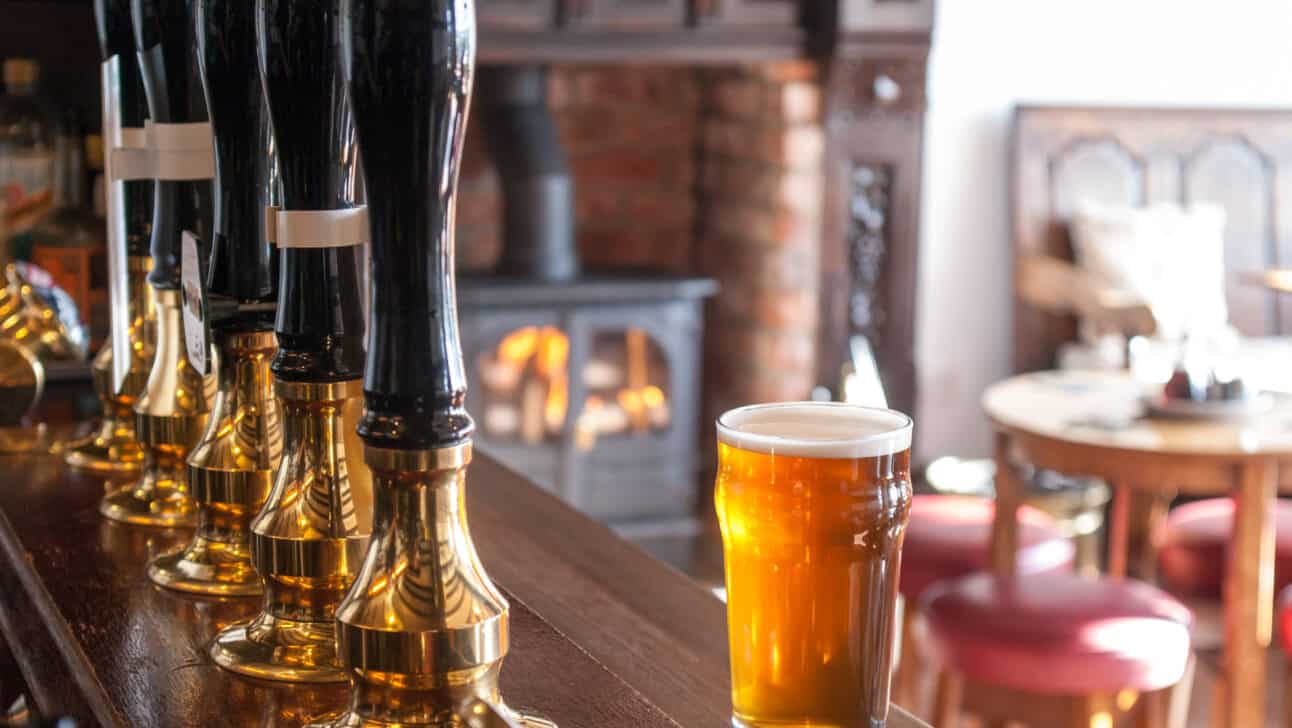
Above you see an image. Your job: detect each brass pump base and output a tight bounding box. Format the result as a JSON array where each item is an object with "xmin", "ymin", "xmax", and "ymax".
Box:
[
  {"xmin": 101, "ymin": 288, "xmax": 213, "ymax": 528},
  {"xmin": 211, "ymin": 378, "xmax": 373, "ymax": 683},
  {"xmin": 306, "ymin": 444, "xmax": 554, "ymax": 728},
  {"xmin": 149, "ymin": 329, "xmax": 282, "ymax": 596},
  {"xmin": 64, "ymin": 346, "xmax": 149, "ymax": 473},
  {"xmin": 65, "ymin": 256, "xmax": 156, "ymax": 473}
]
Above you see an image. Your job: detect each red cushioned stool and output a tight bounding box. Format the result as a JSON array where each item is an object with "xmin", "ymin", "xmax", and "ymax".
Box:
[
  {"xmin": 1157, "ymin": 497, "xmax": 1292, "ymax": 597},
  {"xmin": 1279, "ymin": 585, "xmax": 1292, "ymax": 728},
  {"xmin": 894, "ymin": 496, "xmax": 1075, "ymax": 708},
  {"xmin": 922, "ymin": 572, "xmax": 1194, "ymax": 728}
]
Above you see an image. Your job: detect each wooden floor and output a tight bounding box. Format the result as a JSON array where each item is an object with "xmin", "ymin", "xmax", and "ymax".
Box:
[{"xmin": 634, "ymin": 527, "xmax": 1289, "ymax": 728}]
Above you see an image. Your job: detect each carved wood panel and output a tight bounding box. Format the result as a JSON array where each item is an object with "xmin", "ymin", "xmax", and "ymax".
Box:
[
  {"xmin": 564, "ymin": 0, "xmax": 688, "ymax": 29},
  {"xmin": 478, "ymin": 0, "xmax": 559, "ymax": 31},
  {"xmin": 819, "ymin": 47, "xmax": 929, "ymax": 418},
  {"xmin": 1013, "ymin": 106, "xmax": 1292, "ymax": 372},
  {"xmin": 695, "ymin": 0, "xmax": 797, "ymax": 26}
]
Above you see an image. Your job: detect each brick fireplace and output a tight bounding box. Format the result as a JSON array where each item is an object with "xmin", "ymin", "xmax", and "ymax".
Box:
[{"xmin": 456, "ymin": 62, "xmax": 827, "ymax": 474}]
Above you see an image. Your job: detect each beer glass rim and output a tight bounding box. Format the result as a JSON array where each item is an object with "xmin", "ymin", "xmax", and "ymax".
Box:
[{"xmin": 716, "ymin": 401, "xmax": 912, "ymax": 459}]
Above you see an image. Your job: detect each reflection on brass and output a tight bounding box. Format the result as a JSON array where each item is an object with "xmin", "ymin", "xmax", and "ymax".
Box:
[
  {"xmin": 0, "ymin": 339, "xmax": 53, "ymax": 454},
  {"xmin": 66, "ymin": 257, "xmax": 157, "ymax": 472},
  {"xmin": 308, "ymin": 444, "xmax": 554, "ymax": 728},
  {"xmin": 101, "ymin": 288, "xmax": 215, "ymax": 528},
  {"xmin": 0, "ymin": 263, "xmax": 87, "ymax": 362},
  {"xmin": 149, "ymin": 329, "xmax": 283, "ymax": 596},
  {"xmin": 211, "ymin": 378, "xmax": 373, "ymax": 682},
  {"xmin": 256, "ymin": 680, "xmax": 349, "ymax": 728},
  {"xmin": 0, "ymin": 340, "xmax": 42, "ymax": 424}
]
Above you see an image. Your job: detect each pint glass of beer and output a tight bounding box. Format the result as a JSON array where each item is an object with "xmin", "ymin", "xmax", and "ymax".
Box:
[{"xmin": 715, "ymin": 402, "xmax": 913, "ymax": 728}]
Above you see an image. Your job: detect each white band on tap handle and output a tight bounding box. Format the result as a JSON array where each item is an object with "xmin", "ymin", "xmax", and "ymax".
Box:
[
  {"xmin": 266, "ymin": 206, "xmax": 370, "ymax": 248},
  {"xmin": 108, "ymin": 121, "xmax": 215, "ymax": 182},
  {"xmin": 108, "ymin": 126, "xmax": 151, "ymax": 181},
  {"xmin": 146, "ymin": 121, "xmax": 215, "ymax": 181}
]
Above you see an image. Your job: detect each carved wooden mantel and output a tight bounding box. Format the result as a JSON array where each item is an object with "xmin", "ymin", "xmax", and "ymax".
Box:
[{"xmin": 477, "ymin": 0, "xmax": 934, "ymax": 416}]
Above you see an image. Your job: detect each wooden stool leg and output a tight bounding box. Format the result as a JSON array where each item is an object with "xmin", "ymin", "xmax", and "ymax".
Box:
[
  {"xmin": 1131, "ymin": 490, "xmax": 1174, "ymax": 581},
  {"xmin": 1068, "ymin": 694, "xmax": 1106, "ymax": 728},
  {"xmin": 1064, "ymin": 693, "xmax": 1095, "ymax": 728},
  {"xmin": 1285, "ymin": 656, "xmax": 1292, "ymax": 728},
  {"xmin": 933, "ymin": 671, "xmax": 963, "ymax": 728},
  {"xmin": 1107, "ymin": 485, "xmax": 1131, "ymax": 579},
  {"xmin": 1167, "ymin": 655, "xmax": 1196, "ymax": 728},
  {"xmin": 1137, "ymin": 690, "xmax": 1168, "ymax": 728}
]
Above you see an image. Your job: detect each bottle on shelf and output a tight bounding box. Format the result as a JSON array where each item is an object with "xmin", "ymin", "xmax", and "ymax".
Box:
[
  {"xmin": 29, "ymin": 111, "xmax": 108, "ymax": 337},
  {"xmin": 0, "ymin": 58, "xmax": 56, "ymax": 264}
]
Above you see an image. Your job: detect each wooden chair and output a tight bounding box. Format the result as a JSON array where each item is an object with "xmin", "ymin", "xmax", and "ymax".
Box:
[{"xmin": 922, "ymin": 572, "xmax": 1195, "ymax": 728}]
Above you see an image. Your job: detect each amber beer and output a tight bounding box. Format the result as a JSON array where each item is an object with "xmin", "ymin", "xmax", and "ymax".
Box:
[{"xmin": 716, "ymin": 402, "xmax": 913, "ymax": 728}]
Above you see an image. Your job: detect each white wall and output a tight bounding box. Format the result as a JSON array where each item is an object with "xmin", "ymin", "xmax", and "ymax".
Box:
[{"xmin": 915, "ymin": 0, "xmax": 1292, "ymax": 459}]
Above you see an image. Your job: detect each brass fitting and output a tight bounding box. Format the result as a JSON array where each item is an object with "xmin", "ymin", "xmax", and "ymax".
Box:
[
  {"xmin": 101, "ymin": 287, "xmax": 215, "ymax": 527},
  {"xmin": 311, "ymin": 444, "xmax": 552, "ymax": 728},
  {"xmin": 65, "ymin": 256, "xmax": 156, "ymax": 473},
  {"xmin": 211, "ymin": 378, "xmax": 373, "ymax": 682},
  {"xmin": 148, "ymin": 328, "xmax": 282, "ymax": 595}
]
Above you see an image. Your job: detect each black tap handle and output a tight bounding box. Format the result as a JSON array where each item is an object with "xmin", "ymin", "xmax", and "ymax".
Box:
[
  {"xmin": 344, "ymin": 0, "xmax": 476, "ymax": 450},
  {"xmin": 95, "ymin": 0, "xmax": 153, "ymax": 257},
  {"xmin": 259, "ymin": 0, "xmax": 366, "ymax": 382},
  {"xmin": 195, "ymin": 0, "xmax": 275, "ymax": 323},
  {"xmin": 132, "ymin": 0, "xmax": 210, "ymax": 289}
]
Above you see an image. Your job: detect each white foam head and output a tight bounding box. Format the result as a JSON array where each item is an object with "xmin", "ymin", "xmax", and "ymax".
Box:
[{"xmin": 717, "ymin": 402, "xmax": 913, "ymax": 459}]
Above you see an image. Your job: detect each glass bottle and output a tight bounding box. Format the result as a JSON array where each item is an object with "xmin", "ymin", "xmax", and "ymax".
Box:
[{"xmin": 0, "ymin": 58, "xmax": 56, "ymax": 263}]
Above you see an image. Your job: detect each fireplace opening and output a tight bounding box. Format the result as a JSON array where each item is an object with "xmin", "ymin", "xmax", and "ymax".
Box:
[
  {"xmin": 477, "ymin": 325, "xmax": 673, "ymax": 447},
  {"xmin": 459, "ymin": 64, "xmax": 716, "ymax": 530}
]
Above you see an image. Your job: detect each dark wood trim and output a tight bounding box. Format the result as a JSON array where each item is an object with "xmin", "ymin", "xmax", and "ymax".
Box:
[
  {"xmin": 816, "ymin": 33, "xmax": 930, "ymax": 421},
  {"xmin": 0, "ymin": 503, "xmax": 121, "ymax": 727},
  {"xmin": 478, "ymin": 27, "xmax": 807, "ymax": 64}
]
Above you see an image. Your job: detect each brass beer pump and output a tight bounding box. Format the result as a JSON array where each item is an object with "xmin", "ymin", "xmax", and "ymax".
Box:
[
  {"xmin": 307, "ymin": 1, "xmax": 550, "ymax": 724},
  {"xmin": 101, "ymin": 0, "xmax": 217, "ymax": 527},
  {"xmin": 65, "ymin": 0, "xmax": 157, "ymax": 474},
  {"xmin": 146, "ymin": 0, "xmax": 282, "ymax": 595},
  {"xmin": 210, "ymin": 0, "xmax": 373, "ymax": 682}
]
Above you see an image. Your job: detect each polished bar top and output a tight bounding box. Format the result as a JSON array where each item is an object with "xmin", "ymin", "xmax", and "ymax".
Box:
[{"xmin": 0, "ymin": 445, "xmax": 928, "ymax": 727}]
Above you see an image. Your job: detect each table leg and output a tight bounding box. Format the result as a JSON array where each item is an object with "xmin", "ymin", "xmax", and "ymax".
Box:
[
  {"xmin": 1219, "ymin": 458, "xmax": 1275, "ymax": 728},
  {"xmin": 1107, "ymin": 485, "xmax": 1130, "ymax": 579},
  {"xmin": 990, "ymin": 431, "xmax": 1020, "ymax": 576}
]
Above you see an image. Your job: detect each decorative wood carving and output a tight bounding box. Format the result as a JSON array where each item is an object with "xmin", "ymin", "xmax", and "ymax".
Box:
[
  {"xmin": 847, "ymin": 163, "xmax": 891, "ymax": 341},
  {"xmin": 1013, "ymin": 106, "xmax": 1292, "ymax": 372},
  {"xmin": 819, "ymin": 40, "xmax": 929, "ymax": 419}
]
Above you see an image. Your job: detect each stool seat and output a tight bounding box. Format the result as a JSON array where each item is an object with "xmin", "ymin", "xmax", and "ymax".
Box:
[
  {"xmin": 1158, "ymin": 497, "xmax": 1292, "ymax": 597},
  {"xmin": 900, "ymin": 495, "xmax": 1074, "ymax": 600},
  {"xmin": 922, "ymin": 572, "xmax": 1193, "ymax": 695},
  {"xmin": 1279, "ymin": 584, "xmax": 1292, "ymax": 657}
]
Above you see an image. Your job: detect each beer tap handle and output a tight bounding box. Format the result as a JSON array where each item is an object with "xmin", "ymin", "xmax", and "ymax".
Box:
[
  {"xmin": 345, "ymin": 0, "xmax": 476, "ymax": 450},
  {"xmin": 131, "ymin": 0, "xmax": 211, "ymax": 290},
  {"xmin": 195, "ymin": 0, "xmax": 274, "ymax": 315},
  {"xmin": 259, "ymin": 0, "xmax": 365, "ymax": 382},
  {"xmin": 94, "ymin": 0, "xmax": 152, "ymax": 257}
]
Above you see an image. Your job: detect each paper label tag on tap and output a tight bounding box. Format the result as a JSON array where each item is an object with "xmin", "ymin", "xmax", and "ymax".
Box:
[{"xmin": 181, "ymin": 231, "xmax": 213, "ymax": 376}]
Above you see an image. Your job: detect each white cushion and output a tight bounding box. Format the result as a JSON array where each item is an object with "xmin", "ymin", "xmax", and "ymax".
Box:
[{"xmin": 1068, "ymin": 200, "xmax": 1228, "ymax": 342}]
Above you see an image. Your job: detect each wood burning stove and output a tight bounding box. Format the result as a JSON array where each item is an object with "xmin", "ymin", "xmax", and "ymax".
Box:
[{"xmin": 460, "ymin": 65, "xmax": 716, "ymax": 527}]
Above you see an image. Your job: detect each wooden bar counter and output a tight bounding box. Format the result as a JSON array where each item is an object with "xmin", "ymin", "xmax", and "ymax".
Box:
[{"xmin": 0, "ymin": 446, "xmax": 928, "ymax": 727}]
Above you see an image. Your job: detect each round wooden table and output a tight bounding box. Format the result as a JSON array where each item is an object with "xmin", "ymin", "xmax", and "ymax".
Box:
[{"xmin": 983, "ymin": 370, "xmax": 1292, "ymax": 728}]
